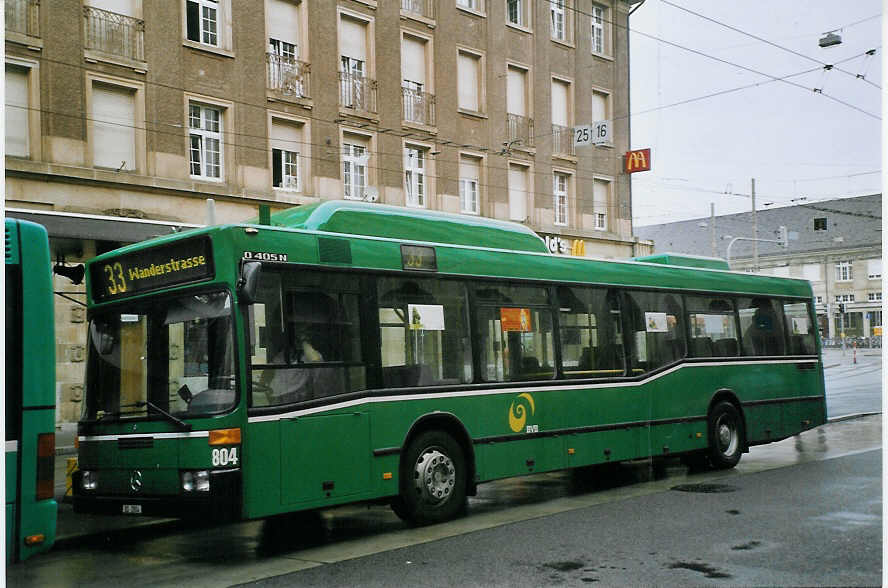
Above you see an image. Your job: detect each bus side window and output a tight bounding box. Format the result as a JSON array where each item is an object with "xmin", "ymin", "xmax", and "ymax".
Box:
[
  {"xmin": 738, "ymin": 297, "xmax": 786, "ymax": 357},
  {"xmin": 475, "ymin": 283, "xmax": 554, "ymax": 382},
  {"xmin": 377, "ymin": 277, "xmax": 471, "ymax": 388},
  {"xmin": 624, "ymin": 291, "xmax": 686, "ymax": 373},
  {"xmin": 685, "ymin": 296, "xmax": 739, "ymax": 357},
  {"xmin": 783, "ymin": 301, "xmax": 816, "ymax": 355},
  {"xmin": 557, "ymin": 286, "xmax": 624, "ymax": 378}
]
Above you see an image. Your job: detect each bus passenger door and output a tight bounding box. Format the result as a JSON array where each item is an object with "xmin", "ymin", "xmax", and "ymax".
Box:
[{"xmin": 280, "ymin": 412, "xmax": 371, "ymax": 506}]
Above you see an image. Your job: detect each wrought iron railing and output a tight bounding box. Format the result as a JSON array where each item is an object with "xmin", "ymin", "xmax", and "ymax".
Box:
[
  {"xmin": 551, "ymin": 123, "xmax": 576, "ymax": 156},
  {"xmin": 401, "ymin": 0, "xmax": 435, "ymax": 20},
  {"xmin": 266, "ymin": 53, "xmax": 311, "ymax": 98},
  {"xmin": 508, "ymin": 113, "xmax": 535, "ymax": 148},
  {"xmin": 83, "ymin": 5, "xmax": 144, "ymax": 62},
  {"xmin": 6, "ymin": 0, "xmax": 40, "ymax": 38},
  {"xmin": 339, "ymin": 71, "xmax": 378, "ymax": 114},
  {"xmin": 402, "ymin": 87, "xmax": 436, "ymax": 126}
]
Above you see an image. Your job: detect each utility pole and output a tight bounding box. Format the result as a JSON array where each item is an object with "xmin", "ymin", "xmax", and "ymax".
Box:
[
  {"xmin": 710, "ymin": 203, "xmax": 717, "ymax": 257},
  {"xmin": 751, "ymin": 178, "xmax": 758, "ymax": 272}
]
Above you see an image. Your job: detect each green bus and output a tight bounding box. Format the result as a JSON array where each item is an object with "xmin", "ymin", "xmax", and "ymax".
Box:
[
  {"xmin": 73, "ymin": 201, "xmax": 826, "ymax": 524},
  {"xmin": 5, "ymin": 218, "xmax": 57, "ymax": 562}
]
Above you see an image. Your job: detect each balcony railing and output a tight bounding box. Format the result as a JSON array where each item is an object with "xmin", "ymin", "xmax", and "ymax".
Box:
[
  {"xmin": 508, "ymin": 113, "xmax": 535, "ymax": 148},
  {"xmin": 402, "ymin": 87, "xmax": 436, "ymax": 126},
  {"xmin": 6, "ymin": 0, "xmax": 40, "ymax": 38},
  {"xmin": 401, "ymin": 0, "xmax": 435, "ymax": 20},
  {"xmin": 339, "ymin": 71, "xmax": 378, "ymax": 114},
  {"xmin": 83, "ymin": 6, "xmax": 144, "ymax": 62},
  {"xmin": 551, "ymin": 124, "xmax": 576, "ymax": 157},
  {"xmin": 267, "ymin": 53, "xmax": 311, "ymax": 98}
]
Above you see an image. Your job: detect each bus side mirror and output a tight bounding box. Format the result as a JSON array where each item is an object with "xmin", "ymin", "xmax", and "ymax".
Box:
[{"xmin": 238, "ymin": 261, "xmax": 261, "ymax": 304}]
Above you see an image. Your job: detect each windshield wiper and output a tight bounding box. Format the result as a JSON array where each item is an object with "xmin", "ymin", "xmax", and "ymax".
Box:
[{"xmin": 135, "ymin": 401, "xmax": 192, "ymax": 432}]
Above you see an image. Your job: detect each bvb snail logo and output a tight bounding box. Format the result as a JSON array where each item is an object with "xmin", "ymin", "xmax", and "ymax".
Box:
[{"xmin": 508, "ymin": 392, "xmax": 536, "ymax": 433}]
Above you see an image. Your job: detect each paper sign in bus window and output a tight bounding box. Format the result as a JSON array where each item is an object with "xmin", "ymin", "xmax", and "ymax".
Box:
[
  {"xmin": 644, "ymin": 312, "xmax": 668, "ymax": 333},
  {"xmin": 408, "ymin": 304, "xmax": 445, "ymax": 331},
  {"xmin": 501, "ymin": 308, "xmax": 532, "ymax": 332},
  {"xmin": 791, "ymin": 317, "xmax": 809, "ymax": 335}
]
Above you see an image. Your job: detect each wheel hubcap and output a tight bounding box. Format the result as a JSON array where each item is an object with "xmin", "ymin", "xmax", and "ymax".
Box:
[
  {"xmin": 717, "ymin": 418, "xmax": 738, "ymax": 455},
  {"xmin": 414, "ymin": 448, "xmax": 455, "ymax": 505}
]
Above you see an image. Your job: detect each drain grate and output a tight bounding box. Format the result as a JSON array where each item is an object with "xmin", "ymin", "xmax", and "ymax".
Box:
[{"xmin": 670, "ymin": 483, "xmax": 737, "ymax": 493}]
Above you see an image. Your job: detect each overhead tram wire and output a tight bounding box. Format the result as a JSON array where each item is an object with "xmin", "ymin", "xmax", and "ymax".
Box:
[{"xmin": 661, "ymin": 0, "xmax": 882, "ymax": 89}]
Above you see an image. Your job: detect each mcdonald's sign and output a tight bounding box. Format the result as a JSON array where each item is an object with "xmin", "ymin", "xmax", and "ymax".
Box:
[
  {"xmin": 570, "ymin": 239, "xmax": 586, "ymax": 257},
  {"xmin": 624, "ymin": 148, "xmax": 651, "ymax": 174}
]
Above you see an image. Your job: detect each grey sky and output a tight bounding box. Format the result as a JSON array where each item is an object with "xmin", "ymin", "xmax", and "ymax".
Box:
[{"xmin": 627, "ymin": 0, "xmax": 882, "ymax": 227}]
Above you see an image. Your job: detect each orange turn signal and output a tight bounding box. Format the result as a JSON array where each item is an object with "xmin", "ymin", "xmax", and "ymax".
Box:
[
  {"xmin": 24, "ymin": 534, "xmax": 45, "ymax": 546},
  {"xmin": 209, "ymin": 428, "xmax": 241, "ymax": 446}
]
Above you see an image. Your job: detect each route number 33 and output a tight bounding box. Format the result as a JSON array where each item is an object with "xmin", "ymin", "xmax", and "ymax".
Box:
[{"xmin": 212, "ymin": 447, "xmax": 238, "ymax": 466}]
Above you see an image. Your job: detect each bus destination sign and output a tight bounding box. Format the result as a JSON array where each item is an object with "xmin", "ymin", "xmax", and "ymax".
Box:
[
  {"xmin": 401, "ymin": 244, "xmax": 437, "ymax": 271},
  {"xmin": 90, "ymin": 237, "xmax": 214, "ymax": 301}
]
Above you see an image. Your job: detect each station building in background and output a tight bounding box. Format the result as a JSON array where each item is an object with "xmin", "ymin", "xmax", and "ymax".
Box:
[
  {"xmin": 5, "ymin": 0, "xmax": 650, "ymax": 424},
  {"xmin": 636, "ymin": 194, "xmax": 883, "ymax": 344}
]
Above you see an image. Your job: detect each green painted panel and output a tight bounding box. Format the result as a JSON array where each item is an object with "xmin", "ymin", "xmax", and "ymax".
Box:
[{"xmin": 280, "ymin": 413, "xmax": 371, "ymax": 505}]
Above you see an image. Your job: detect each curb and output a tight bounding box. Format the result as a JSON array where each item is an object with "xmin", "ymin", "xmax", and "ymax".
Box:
[{"xmin": 827, "ymin": 411, "xmax": 882, "ymax": 423}]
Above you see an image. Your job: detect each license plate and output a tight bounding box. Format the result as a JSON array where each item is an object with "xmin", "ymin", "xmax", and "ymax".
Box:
[{"xmin": 122, "ymin": 504, "xmax": 142, "ymax": 514}]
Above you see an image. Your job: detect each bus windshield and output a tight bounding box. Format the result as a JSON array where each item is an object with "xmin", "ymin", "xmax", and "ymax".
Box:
[{"xmin": 84, "ymin": 290, "xmax": 236, "ymax": 421}]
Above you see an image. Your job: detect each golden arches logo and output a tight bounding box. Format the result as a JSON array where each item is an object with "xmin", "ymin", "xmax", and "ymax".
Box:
[{"xmin": 508, "ymin": 393, "xmax": 536, "ymax": 433}]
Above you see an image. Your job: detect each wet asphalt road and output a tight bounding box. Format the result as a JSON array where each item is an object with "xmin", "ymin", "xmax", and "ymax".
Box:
[{"xmin": 250, "ymin": 449, "xmax": 881, "ymax": 588}]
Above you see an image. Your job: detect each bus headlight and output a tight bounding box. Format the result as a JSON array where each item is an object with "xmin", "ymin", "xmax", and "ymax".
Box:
[
  {"xmin": 80, "ymin": 470, "xmax": 97, "ymax": 491},
  {"xmin": 181, "ymin": 470, "xmax": 210, "ymax": 493}
]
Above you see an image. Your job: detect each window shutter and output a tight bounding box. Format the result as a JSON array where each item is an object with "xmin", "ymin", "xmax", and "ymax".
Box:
[
  {"xmin": 340, "ymin": 17, "xmax": 366, "ymax": 62},
  {"xmin": 508, "ymin": 165, "xmax": 527, "ymax": 221},
  {"xmin": 5, "ymin": 67, "xmax": 29, "ymax": 157},
  {"xmin": 92, "ymin": 83, "xmax": 136, "ymax": 170},
  {"xmin": 551, "ymin": 79, "xmax": 568, "ymax": 126},
  {"xmin": 401, "ymin": 36, "xmax": 425, "ymax": 85},
  {"xmin": 458, "ymin": 53, "xmax": 479, "ymax": 111},
  {"xmin": 507, "ymin": 67, "xmax": 526, "ymax": 116},
  {"xmin": 267, "ymin": 0, "xmax": 299, "ymax": 46},
  {"xmin": 592, "ymin": 92, "xmax": 607, "ymax": 122}
]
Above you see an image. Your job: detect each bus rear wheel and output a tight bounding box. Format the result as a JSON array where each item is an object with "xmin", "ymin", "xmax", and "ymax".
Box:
[
  {"xmin": 392, "ymin": 430, "xmax": 467, "ymax": 525},
  {"xmin": 707, "ymin": 401, "xmax": 744, "ymax": 469}
]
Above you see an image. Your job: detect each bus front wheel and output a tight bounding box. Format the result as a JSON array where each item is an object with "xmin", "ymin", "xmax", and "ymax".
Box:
[
  {"xmin": 392, "ymin": 430, "xmax": 467, "ymax": 525},
  {"xmin": 707, "ymin": 401, "xmax": 744, "ymax": 469}
]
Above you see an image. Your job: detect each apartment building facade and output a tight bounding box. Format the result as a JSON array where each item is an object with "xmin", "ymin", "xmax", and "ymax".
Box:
[
  {"xmin": 6, "ymin": 0, "xmax": 643, "ymax": 423},
  {"xmin": 636, "ymin": 194, "xmax": 883, "ymax": 344}
]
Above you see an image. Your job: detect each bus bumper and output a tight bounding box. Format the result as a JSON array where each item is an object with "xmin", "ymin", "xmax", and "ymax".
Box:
[{"xmin": 71, "ymin": 469, "xmax": 241, "ymax": 520}]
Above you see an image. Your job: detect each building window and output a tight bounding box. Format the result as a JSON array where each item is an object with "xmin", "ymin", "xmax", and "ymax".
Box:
[
  {"xmin": 868, "ymin": 292, "xmax": 882, "ymax": 302},
  {"xmin": 550, "ymin": 0, "xmax": 565, "ymax": 40},
  {"xmin": 186, "ymin": 0, "xmax": 223, "ymax": 47},
  {"xmin": 506, "ymin": 64, "xmax": 533, "ymax": 147},
  {"xmin": 835, "ymin": 261, "xmax": 853, "ymax": 282},
  {"xmin": 867, "ymin": 259, "xmax": 881, "ymax": 280},
  {"xmin": 815, "ymin": 296, "xmax": 823, "ymax": 304},
  {"xmin": 506, "ymin": 0, "xmax": 527, "ymax": 28},
  {"xmin": 457, "ymin": 0, "xmax": 481, "ymax": 11},
  {"xmin": 270, "ymin": 118, "xmax": 303, "ymax": 191},
  {"xmin": 189, "ymin": 103, "xmax": 223, "ymax": 180},
  {"xmin": 872, "ymin": 311, "xmax": 882, "ymax": 327},
  {"xmin": 5, "ymin": 64, "xmax": 30, "ymax": 158},
  {"xmin": 404, "ymin": 145, "xmax": 426, "ymax": 207},
  {"xmin": 835, "ymin": 294, "xmax": 855, "ymax": 303},
  {"xmin": 814, "ymin": 217, "xmax": 827, "ymax": 231},
  {"xmin": 92, "ymin": 82, "xmax": 136, "ymax": 171},
  {"xmin": 266, "ymin": 0, "xmax": 305, "ymax": 96},
  {"xmin": 339, "ymin": 13, "xmax": 375, "ymax": 113},
  {"xmin": 553, "ymin": 172, "xmax": 568, "ymax": 226},
  {"xmin": 402, "ymin": 34, "xmax": 433, "ymax": 125},
  {"xmin": 457, "ymin": 49, "xmax": 483, "ymax": 113},
  {"xmin": 551, "ymin": 77, "xmax": 573, "ymax": 156},
  {"xmin": 592, "ymin": 89, "xmax": 610, "ymax": 124},
  {"xmin": 508, "ymin": 162, "xmax": 529, "ymax": 221},
  {"xmin": 592, "ymin": 178, "xmax": 610, "ymax": 231},
  {"xmin": 342, "ymin": 138, "xmax": 368, "ymax": 200},
  {"xmin": 459, "ymin": 154, "xmax": 481, "ymax": 214},
  {"xmin": 590, "ymin": 3, "xmax": 608, "ymax": 55}
]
